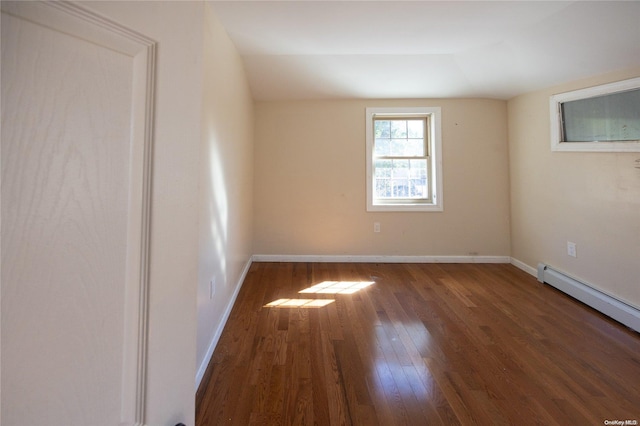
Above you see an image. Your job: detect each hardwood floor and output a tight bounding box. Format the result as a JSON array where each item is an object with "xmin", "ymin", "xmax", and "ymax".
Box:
[{"xmin": 196, "ymin": 262, "xmax": 640, "ymax": 425}]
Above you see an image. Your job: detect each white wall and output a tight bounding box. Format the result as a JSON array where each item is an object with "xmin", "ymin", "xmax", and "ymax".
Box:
[
  {"xmin": 508, "ymin": 67, "xmax": 640, "ymax": 308},
  {"xmin": 196, "ymin": 3, "xmax": 254, "ymax": 386}
]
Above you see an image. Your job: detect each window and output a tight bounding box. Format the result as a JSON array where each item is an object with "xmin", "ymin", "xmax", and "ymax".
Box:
[
  {"xmin": 550, "ymin": 77, "xmax": 640, "ymax": 152},
  {"xmin": 366, "ymin": 107, "xmax": 442, "ymax": 212}
]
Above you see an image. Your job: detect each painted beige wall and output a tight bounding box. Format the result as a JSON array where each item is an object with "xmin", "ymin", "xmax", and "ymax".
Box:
[
  {"xmin": 196, "ymin": 3, "xmax": 254, "ymax": 383},
  {"xmin": 508, "ymin": 67, "xmax": 640, "ymax": 308},
  {"xmin": 254, "ymin": 99, "xmax": 511, "ymax": 257}
]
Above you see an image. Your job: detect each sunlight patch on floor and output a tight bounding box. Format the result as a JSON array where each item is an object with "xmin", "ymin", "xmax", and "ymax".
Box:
[
  {"xmin": 264, "ymin": 281, "xmax": 375, "ymax": 308},
  {"xmin": 264, "ymin": 298, "xmax": 334, "ymax": 308},
  {"xmin": 299, "ymin": 281, "xmax": 375, "ymax": 295}
]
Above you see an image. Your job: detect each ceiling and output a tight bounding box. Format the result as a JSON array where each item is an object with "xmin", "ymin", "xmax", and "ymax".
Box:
[{"xmin": 209, "ymin": 1, "xmax": 640, "ymax": 101}]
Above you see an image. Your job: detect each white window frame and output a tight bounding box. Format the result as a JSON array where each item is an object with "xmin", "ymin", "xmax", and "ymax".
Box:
[
  {"xmin": 366, "ymin": 107, "xmax": 443, "ymax": 212},
  {"xmin": 550, "ymin": 77, "xmax": 640, "ymax": 152}
]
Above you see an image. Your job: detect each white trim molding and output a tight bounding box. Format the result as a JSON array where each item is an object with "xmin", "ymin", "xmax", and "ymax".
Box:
[
  {"xmin": 1, "ymin": 3, "xmax": 157, "ymax": 425},
  {"xmin": 253, "ymin": 254, "xmax": 511, "ymax": 264},
  {"xmin": 510, "ymin": 257, "xmax": 538, "ymax": 277},
  {"xmin": 196, "ymin": 258, "xmax": 254, "ymax": 389}
]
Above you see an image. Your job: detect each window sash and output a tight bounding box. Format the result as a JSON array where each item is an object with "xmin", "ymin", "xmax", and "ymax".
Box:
[
  {"xmin": 372, "ymin": 115, "xmax": 431, "ymax": 203},
  {"xmin": 560, "ymin": 88, "xmax": 640, "ymax": 142}
]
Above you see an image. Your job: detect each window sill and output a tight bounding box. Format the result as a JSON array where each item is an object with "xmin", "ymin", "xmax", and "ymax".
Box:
[
  {"xmin": 367, "ymin": 203, "xmax": 443, "ymax": 212},
  {"xmin": 551, "ymin": 140, "xmax": 640, "ymax": 152}
]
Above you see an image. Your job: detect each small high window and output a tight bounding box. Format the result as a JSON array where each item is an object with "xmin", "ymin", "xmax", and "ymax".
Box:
[
  {"xmin": 550, "ymin": 77, "xmax": 640, "ymax": 152},
  {"xmin": 366, "ymin": 107, "xmax": 442, "ymax": 212}
]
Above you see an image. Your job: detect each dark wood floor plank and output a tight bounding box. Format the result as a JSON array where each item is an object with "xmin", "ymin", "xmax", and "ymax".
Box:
[{"xmin": 196, "ymin": 262, "xmax": 640, "ymax": 425}]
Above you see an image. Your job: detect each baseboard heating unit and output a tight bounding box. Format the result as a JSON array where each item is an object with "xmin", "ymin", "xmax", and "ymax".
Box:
[{"xmin": 537, "ymin": 263, "xmax": 640, "ymax": 333}]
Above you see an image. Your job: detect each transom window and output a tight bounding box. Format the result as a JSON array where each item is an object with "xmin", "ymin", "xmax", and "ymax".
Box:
[
  {"xmin": 550, "ymin": 77, "xmax": 640, "ymax": 152},
  {"xmin": 366, "ymin": 107, "xmax": 442, "ymax": 212}
]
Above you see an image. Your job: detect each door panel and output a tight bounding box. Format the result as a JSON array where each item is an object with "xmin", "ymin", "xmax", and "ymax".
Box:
[{"xmin": 1, "ymin": 3, "xmax": 154, "ymax": 425}]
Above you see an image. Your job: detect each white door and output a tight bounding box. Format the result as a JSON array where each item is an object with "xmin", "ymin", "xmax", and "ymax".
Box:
[{"xmin": 1, "ymin": 3, "xmax": 154, "ymax": 425}]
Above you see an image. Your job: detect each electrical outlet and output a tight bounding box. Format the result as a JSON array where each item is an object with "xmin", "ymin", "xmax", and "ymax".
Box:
[
  {"xmin": 209, "ymin": 277, "xmax": 216, "ymax": 299},
  {"xmin": 374, "ymin": 222, "xmax": 381, "ymax": 233},
  {"xmin": 567, "ymin": 241, "xmax": 577, "ymax": 258}
]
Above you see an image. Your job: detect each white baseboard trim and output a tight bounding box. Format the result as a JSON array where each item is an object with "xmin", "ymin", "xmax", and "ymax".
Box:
[
  {"xmin": 252, "ymin": 254, "xmax": 511, "ymax": 264},
  {"xmin": 510, "ymin": 257, "xmax": 537, "ymax": 277},
  {"xmin": 538, "ymin": 263, "xmax": 640, "ymax": 333},
  {"xmin": 195, "ymin": 257, "xmax": 253, "ymax": 390}
]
